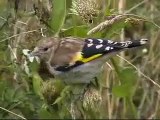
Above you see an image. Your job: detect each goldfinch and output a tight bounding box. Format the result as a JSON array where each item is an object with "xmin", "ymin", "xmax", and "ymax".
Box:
[{"xmin": 30, "ymin": 37, "xmax": 148, "ymax": 83}]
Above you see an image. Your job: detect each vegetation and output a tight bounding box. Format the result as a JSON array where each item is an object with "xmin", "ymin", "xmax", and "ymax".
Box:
[{"xmin": 0, "ymin": 0, "xmax": 160, "ymax": 119}]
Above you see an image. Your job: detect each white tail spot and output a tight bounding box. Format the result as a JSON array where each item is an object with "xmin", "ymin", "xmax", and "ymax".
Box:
[{"xmin": 140, "ymin": 38, "xmax": 148, "ymax": 45}]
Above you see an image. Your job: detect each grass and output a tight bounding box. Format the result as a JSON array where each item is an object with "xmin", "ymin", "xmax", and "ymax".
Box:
[{"xmin": 0, "ymin": 0, "xmax": 160, "ymax": 119}]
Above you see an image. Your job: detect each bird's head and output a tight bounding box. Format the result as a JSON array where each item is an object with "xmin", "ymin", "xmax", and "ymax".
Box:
[{"xmin": 30, "ymin": 38, "xmax": 59, "ymax": 61}]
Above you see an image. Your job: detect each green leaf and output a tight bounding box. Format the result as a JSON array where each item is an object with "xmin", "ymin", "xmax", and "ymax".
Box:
[
  {"xmin": 0, "ymin": 80, "xmax": 7, "ymax": 98},
  {"xmin": 60, "ymin": 25, "xmax": 88, "ymax": 37},
  {"xmin": 61, "ymin": 25, "xmax": 102, "ymax": 39},
  {"xmin": 38, "ymin": 107, "xmax": 55, "ymax": 119},
  {"xmin": 32, "ymin": 73, "xmax": 43, "ymax": 97},
  {"xmin": 53, "ymin": 96, "xmax": 63, "ymax": 104},
  {"xmin": 112, "ymin": 84, "xmax": 131, "ymax": 98},
  {"xmin": 4, "ymin": 88, "xmax": 15, "ymax": 102},
  {"xmin": 102, "ymin": 20, "xmax": 126, "ymax": 38},
  {"xmin": 53, "ymin": 85, "xmax": 71, "ymax": 104},
  {"xmin": 29, "ymin": 60, "xmax": 39, "ymax": 74},
  {"xmin": 119, "ymin": 67, "xmax": 137, "ymax": 85},
  {"xmin": 49, "ymin": 0, "xmax": 66, "ymax": 36},
  {"xmin": 112, "ymin": 67, "xmax": 138, "ymax": 98},
  {"xmin": 125, "ymin": 97, "xmax": 137, "ymax": 118},
  {"xmin": 52, "ymin": 80, "xmax": 66, "ymax": 92},
  {"xmin": 60, "ymin": 86, "xmax": 71, "ymax": 96}
]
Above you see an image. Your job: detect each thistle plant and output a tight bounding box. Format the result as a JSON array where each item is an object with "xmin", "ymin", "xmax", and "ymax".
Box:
[
  {"xmin": 41, "ymin": 80, "xmax": 60, "ymax": 104},
  {"xmin": 71, "ymin": 0, "xmax": 102, "ymax": 23},
  {"xmin": 83, "ymin": 87, "xmax": 102, "ymax": 112}
]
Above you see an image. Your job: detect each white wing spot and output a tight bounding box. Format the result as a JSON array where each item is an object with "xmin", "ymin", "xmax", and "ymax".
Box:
[
  {"xmin": 87, "ymin": 39, "xmax": 93, "ymax": 43},
  {"xmin": 127, "ymin": 41, "xmax": 132, "ymax": 44},
  {"xmin": 114, "ymin": 42, "xmax": 117, "ymax": 44},
  {"xmin": 108, "ymin": 40, "xmax": 114, "ymax": 43},
  {"xmin": 110, "ymin": 47, "xmax": 114, "ymax": 50},
  {"xmin": 120, "ymin": 42, "xmax": 128, "ymax": 47},
  {"xmin": 96, "ymin": 44, "xmax": 103, "ymax": 49},
  {"xmin": 97, "ymin": 39, "xmax": 103, "ymax": 43},
  {"xmin": 105, "ymin": 46, "xmax": 111, "ymax": 51},
  {"xmin": 87, "ymin": 43, "xmax": 93, "ymax": 47}
]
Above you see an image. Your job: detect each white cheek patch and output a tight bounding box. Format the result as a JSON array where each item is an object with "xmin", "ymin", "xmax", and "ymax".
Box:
[
  {"xmin": 96, "ymin": 44, "xmax": 103, "ymax": 49},
  {"xmin": 97, "ymin": 39, "xmax": 103, "ymax": 43}
]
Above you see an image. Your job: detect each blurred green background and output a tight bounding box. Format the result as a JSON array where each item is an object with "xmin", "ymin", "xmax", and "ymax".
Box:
[{"xmin": 0, "ymin": 0, "xmax": 160, "ymax": 119}]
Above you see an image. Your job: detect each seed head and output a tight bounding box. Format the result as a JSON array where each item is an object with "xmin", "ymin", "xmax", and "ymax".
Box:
[
  {"xmin": 41, "ymin": 80, "xmax": 60, "ymax": 104},
  {"xmin": 71, "ymin": 0, "xmax": 102, "ymax": 23},
  {"xmin": 83, "ymin": 87, "xmax": 102, "ymax": 111}
]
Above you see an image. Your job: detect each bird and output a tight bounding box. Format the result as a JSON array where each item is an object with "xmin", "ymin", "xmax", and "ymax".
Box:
[{"xmin": 30, "ymin": 37, "xmax": 148, "ymax": 84}]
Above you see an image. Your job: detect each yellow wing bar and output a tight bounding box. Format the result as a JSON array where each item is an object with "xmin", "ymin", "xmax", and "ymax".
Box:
[{"xmin": 71, "ymin": 52, "xmax": 102, "ymax": 64}]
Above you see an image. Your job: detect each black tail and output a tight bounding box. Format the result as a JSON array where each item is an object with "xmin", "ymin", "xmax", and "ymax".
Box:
[
  {"xmin": 102, "ymin": 38, "xmax": 148, "ymax": 54},
  {"xmin": 120, "ymin": 38, "xmax": 148, "ymax": 48},
  {"xmin": 83, "ymin": 38, "xmax": 148, "ymax": 58}
]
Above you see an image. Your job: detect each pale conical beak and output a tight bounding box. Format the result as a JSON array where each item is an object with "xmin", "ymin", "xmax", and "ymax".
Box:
[{"xmin": 29, "ymin": 47, "xmax": 40, "ymax": 57}]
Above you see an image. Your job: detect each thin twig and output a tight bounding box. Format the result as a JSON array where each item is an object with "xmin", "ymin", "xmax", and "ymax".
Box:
[
  {"xmin": 105, "ymin": 62, "xmax": 114, "ymax": 70},
  {"xmin": 125, "ymin": 0, "xmax": 147, "ymax": 14},
  {"xmin": 0, "ymin": 106, "xmax": 27, "ymax": 120},
  {"xmin": 118, "ymin": 0, "xmax": 126, "ymax": 66},
  {"xmin": 122, "ymin": 13, "xmax": 160, "ymax": 29},
  {"xmin": 0, "ymin": 16, "xmax": 27, "ymax": 30},
  {"xmin": 150, "ymin": 21, "xmax": 160, "ymax": 29},
  {"xmin": 0, "ymin": 30, "xmax": 38, "ymax": 43},
  {"xmin": 8, "ymin": 45, "xmax": 17, "ymax": 60},
  {"xmin": 0, "ymin": 16, "xmax": 7, "ymax": 21},
  {"xmin": 116, "ymin": 54, "xmax": 160, "ymax": 90}
]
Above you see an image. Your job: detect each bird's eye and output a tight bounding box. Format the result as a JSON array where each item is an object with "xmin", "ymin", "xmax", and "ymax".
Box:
[{"xmin": 43, "ymin": 47, "xmax": 49, "ymax": 51}]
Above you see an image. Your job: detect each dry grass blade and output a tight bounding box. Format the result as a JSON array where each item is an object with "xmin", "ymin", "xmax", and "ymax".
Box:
[
  {"xmin": 0, "ymin": 106, "xmax": 27, "ymax": 120},
  {"xmin": 125, "ymin": 0, "xmax": 147, "ymax": 14},
  {"xmin": 87, "ymin": 15, "xmax": 127, "ymax": 35},
  {"xmin": 116, "ymin": 54, "xmax": 160, "ymax": 91},
  {"xmin": 87, "ymin": 14, "xmax": 147, "ymax": 35},
  {"xmin": 0, "ymin": 30, "xmax": 38, "ymax": 43}
]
